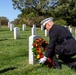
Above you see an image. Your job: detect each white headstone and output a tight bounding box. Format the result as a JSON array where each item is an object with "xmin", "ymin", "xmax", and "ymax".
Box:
[
  {"xmin": 64, "ymin": 25, "xmax": 66, "ymax": 27},
  {"xmin": 32, "ymin": 27, "xmax": 36, "ymax": 35},
  {"xmin": 33, "ymin": 24, "xmax": 36, "ymax": 28},
  {"xmin": 41, "ymin": 25, "xmax": 44, "ymax": 31},
  {"xmin": 45, "ymin": 29, "xmax": 49, "ymax": 37},
  {"xmin": 10, "ymin": 24, "xmax": 14, "ymax": 31},
  {"xmin": 22, "ymin": 24, "xmax": 26, "ymax": 31},
  {"xmin": 68, "ymin": 25, "xmax": 71, "ymax": 30},
  {"xmin": 14, "ymin": 27, "xmax": 20, "ymax": 39},
  {"xmin": 29, "ymin": 35, "xmax": 40, "ymax": 64},
  {"xmin": 8, "ymin": 22, "xmax": 10, "ymax": 28},
  {"xmin": 69, "ymin": 27, "xmax": 72, "ymax": 33}
]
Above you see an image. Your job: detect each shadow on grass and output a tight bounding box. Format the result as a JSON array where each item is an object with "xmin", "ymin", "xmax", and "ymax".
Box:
[
  {"xmin": 0, "ymin": 38, "xmax": 8, "ymax": 41},
  {"xmin": 0, "ymin": 67, "xmax": 17, "ymax": 74}
]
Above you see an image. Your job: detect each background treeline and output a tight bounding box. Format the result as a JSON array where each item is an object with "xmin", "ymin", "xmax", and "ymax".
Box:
[
  {"xmin": 0, "ymin": 17, "xmax": 9, "ymax": 25},
  {"xmin": 1, "ymin": 0, "xmax": 76, "ymax": 27}
]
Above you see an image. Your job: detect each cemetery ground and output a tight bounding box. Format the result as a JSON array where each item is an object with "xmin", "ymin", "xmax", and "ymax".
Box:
[{"xmin": 0, "ymin": 26, "xmax": 76, "ymax": 75}]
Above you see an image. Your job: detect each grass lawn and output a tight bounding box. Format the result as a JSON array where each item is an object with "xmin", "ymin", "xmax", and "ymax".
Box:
[{"xmin": 0, "ymin": 26, "xmax": 76, "ymax": 75}]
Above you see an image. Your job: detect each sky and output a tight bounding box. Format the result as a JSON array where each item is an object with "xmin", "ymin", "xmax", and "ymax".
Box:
[{"xmin": 0, "ymin": 0, "xmax": 21, "ymax": 21}]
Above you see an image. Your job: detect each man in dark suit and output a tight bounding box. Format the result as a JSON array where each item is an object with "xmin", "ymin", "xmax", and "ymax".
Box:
[{"xmin": 39, "ymin": 17, "xmax": 76, "ymax": 69}]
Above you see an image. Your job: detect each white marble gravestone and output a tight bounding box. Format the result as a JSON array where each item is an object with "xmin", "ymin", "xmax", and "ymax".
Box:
[
  {"xmin": 8, "ymin": 22, "xmax": 10, "ymax": 28},
  {"xmin": 29, "ymin": 27, "xmax": 40, "ymax": 64},
  {"xmin": 33, "ymin": 24, "xmax": 36, "ymax": 28},
  {"xmin": 29, "ymin": 35, "xmax": 40, "ymax": 64},
  {"xmin": 14, "ymin": 27, "xmax": 20, "ymax": 39},
  {"xmin": 32, "ymin": 27, "xmax": 36, "ymax": 35},
  {"xmin": 22, "ymin": 24, "xmax": 26, "ymax": 31},
  {"xmin": 45, "ymin": 29, "xmax": 49, "ymax": 37},
  {"xmin": 69, "ymin": 27, "xmax": 72, "ymax": 33},
  {"xmin": 41, "ymin": 25, "xmax": 44, "ymax": 31},
  {"xmin": 64, "ymin": 25, "xmax": 66, "ymax": 27},
  {"xmin": 10, "ymin": 24, "xmax": 14, "ymax": 31},
  {"xmin": 68, "ymin": 25, "xmax": 71, "ymax": 30}
]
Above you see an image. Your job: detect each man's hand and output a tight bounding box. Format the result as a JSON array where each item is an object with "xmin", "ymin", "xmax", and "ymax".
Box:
[{"xmin": 39, "ymin": 56, "xmax": 47, "ymax": 64}]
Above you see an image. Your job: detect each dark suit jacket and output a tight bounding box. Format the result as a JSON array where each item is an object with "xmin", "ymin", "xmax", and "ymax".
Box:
[{"xmin": 45, "ymin": 24, "xmax": 76, "ymax": 58}]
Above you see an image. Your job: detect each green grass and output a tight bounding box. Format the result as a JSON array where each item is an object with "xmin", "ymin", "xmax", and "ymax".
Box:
[{"xmin": 0, "ymin": 26, "xmax": 76, "ymax": 75}]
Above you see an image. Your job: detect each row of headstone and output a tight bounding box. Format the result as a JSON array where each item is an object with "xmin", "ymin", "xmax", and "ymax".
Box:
[
  {"xmin": 7, "ymin": 23, "xmax": 76, "ymax": 40},
  {"xmin": 8, "ymin": 22, "xmax": 26, "ymax": 31},
  {"xmin": 8, "ymin": 22, "xmax": 48, "ymax": 38},
  {"xmin": 8, "ymin": 23, "xmax": 27, "ymax": 39}
]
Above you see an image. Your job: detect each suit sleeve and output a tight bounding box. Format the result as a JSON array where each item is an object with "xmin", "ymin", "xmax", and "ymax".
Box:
[{"xmin": 45, "ymin": 30, "xmax": 58, "ymax": 58}]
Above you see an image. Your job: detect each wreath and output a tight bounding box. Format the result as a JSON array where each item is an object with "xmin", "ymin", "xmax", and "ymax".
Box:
[{"xmin": 32, "ymin": 37, "xmax": 54, "ymax": 68}]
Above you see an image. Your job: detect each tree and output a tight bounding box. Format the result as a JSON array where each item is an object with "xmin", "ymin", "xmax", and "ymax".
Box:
[
  {"xmin": 12, "ymin": 0, "xmax": 76, "ymax": 26},
  {"xmin": 12, "ymin": 0, "xmax": 58, "ymax": 26},
  {"xmin": 53, "ymin": 0, "xmax": 76, "ymax": 26},
  {"xmin": 12, "ymin": 0, "xmax": 55, "ymax": 10},
  {"xmin": 12, "ymin": 0, "xmax": 58, "ymax": 16},
  {"xmin": 0, "ymin": 17, "xmax": 9, "ymax": 25}
]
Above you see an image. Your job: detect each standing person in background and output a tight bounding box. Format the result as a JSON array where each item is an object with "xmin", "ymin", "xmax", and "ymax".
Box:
[{"xmin": 39, "ymin": 17, "xmax": 76, "ymax": 70}]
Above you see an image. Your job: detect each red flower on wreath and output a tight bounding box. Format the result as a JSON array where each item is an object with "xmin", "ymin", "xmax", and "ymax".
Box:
[{"xmin": 32, "ymin": 37, "xmax": 55, "ymax": 68}]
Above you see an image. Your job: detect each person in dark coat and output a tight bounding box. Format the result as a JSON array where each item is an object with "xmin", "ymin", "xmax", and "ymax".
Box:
[{"xmin": 39, "ymin": 17, "xmax": 76, "ymax": 69}]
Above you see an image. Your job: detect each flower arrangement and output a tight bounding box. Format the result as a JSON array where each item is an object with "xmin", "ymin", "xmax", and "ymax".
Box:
[{"xmin": 32, "ymin": 37, "xmax": 54, "ymax": 68}]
